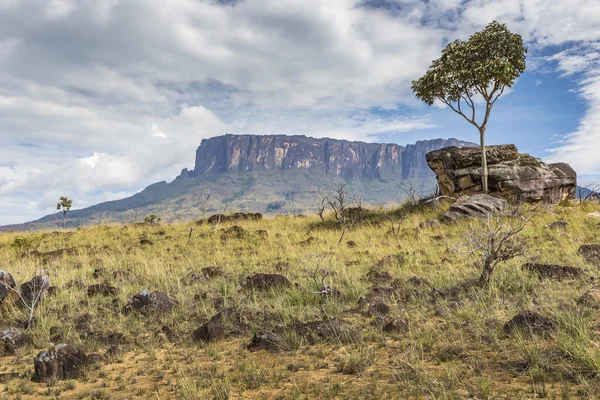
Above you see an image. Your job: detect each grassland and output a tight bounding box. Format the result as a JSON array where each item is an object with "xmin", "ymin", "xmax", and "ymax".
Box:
[{"xmin": 1, "ymin": 200, "xmax": 600, "ymax": 399}]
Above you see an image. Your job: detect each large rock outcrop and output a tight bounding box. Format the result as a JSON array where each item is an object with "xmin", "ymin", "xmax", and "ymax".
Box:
[
  {"xmin": 193, "ymin": 134, "xmax": 474, "ymax": 180},
  {"xmin": 426, "ymin": 145, "xmax": 576, "ymax": 203}
]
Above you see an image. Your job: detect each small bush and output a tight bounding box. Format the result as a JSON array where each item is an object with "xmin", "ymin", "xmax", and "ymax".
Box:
[{"xmin": 335, "ymin": 346, "xmax": 375, "ymax": 375}]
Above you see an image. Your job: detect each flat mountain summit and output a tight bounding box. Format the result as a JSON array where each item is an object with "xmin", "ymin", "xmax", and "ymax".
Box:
[{"xmin": 2, "ymin": 134, "xmax": 475, "ymax": 230}]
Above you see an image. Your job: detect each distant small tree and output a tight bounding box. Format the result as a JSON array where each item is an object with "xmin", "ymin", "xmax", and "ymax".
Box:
[
  {"xmin": 327, "ymin": 184, "xmax": 349, "ymax": 222},
  {"xmin": 412, "ymin": 21, "xmax": 527, "ymax": 194},
  {"xmin": 56, "ymin": 196, "xmax": 73, "ymax": 229},
  {"xmin": 197, "ymin": 192, "xmax": 211, "ymax": 219},
  {"xmin": 144, "ymin": 214, "xmax": 161, "ymax": 225}
]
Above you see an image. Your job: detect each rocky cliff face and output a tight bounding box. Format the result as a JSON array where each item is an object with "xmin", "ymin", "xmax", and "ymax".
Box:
[
  {"xmin": 192, "ymin": 134, "xmax": 474, "ymax": 179},
  {"xmin": 426, "ymin": 144, "xmax": 577, "ymax": 203}
]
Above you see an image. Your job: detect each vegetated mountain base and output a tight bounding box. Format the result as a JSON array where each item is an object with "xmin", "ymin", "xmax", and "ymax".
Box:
[
  {"xmin": 3, "ymin": 169, "xmax": 437, "ymax": 231},
  {"xmin": 2, "ymin": 199, "xmax": 600, "ymax": 398}
]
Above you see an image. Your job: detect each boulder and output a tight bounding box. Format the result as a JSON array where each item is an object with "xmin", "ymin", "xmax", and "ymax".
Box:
[
  {"xmin": 245, "ymin": 274, "xmax": 291, "ymax": 290},
  {"xmin": 577, "ymin": 289, "xmax": 600, "ymax": 309},
  {"xmin": 521, "ymin": 263, "xmax": 585, "ymax": 280},
  {"xmin": 503, "ymin": 310, "xmax": 556, "ymax": 335},
  {"xmin": 1, "ymin": 328, "xmax": 31, "ymax": 354},
  {"xmin": 578, "ymin": 244, "xmax": 600, "ymax": 265},
  {"xmin": 0, "ymin": 270, "xmax": 17, "ymax": 306},
  {"xmin": 426, "ymin": 144, "xmax": 576, "ymax": 203},
  {"xmin": 122, "ymin": 289, "xmax": 177, "ymax": 315},
  {"xmin": 33, "ymin": 344, "xmax": 88, "ymax": 382},
  {"xmin": 442, "ymin": 194, "xmax": 508, "ymax": 223},
  {"xmin": 192, "ymin": 314, "xmax": 224, "ymax": 343},
  {"xmin": 20, "ymin": 275, "xmax": 50, "ymax": 307}
]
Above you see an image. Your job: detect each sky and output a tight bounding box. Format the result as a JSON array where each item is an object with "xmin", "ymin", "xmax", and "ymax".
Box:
[{"xmin": 0, "ymin": 0, "xmax": 599, "ymax": 225}]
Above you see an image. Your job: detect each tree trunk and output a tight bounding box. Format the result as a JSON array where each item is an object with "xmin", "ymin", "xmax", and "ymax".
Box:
[
  {"xmin": 479, "ymin": 263, "xmax": 493, "ymax": 286},
  {"xmin": 480, "ymin": 127, "xmax": 488, "ymax": 194}
]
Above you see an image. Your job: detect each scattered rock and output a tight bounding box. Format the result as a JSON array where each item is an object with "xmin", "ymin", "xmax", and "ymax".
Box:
[
  {"xmin": 368, "ymin": 301, "xmax": 391, "ymax": 316},
  {"xmin": 442, "ymin": 194, "xmax": 508, "ymax": 223},
  {"xmin": 140, "ymin": 238, "xmax": 153, "ymax": 245},
  {"xmin": 503, "ymin": 310, "xmax": 556, "ymax": 335},
  {"xmin": 577, "ymin": 289, "xmax": 600, "ymax": 309},
  {"xmin": 122, "ymin": 290, "xmax": 177, "ymax": 315},
  {"xmin": 192, "ymin": 314, "xmax": 224, "ymax": 343},
  {"xmin": 578, "ymin": 244, "xmax": 600, "ymax": 265},
  {"xmin": 87, "ymin": 284, "xmax": 119, "ymax": 297},
  {"xmin": 366, "ymin": 266, "xmax": 393, "ymax": 284},
  {"xmin": 274, "ymin": 262, "xmax": 291, "ymax": 273},
  {"xmin": 522, "ymin": 263, "xmax": 585, "ymax": 279},
  {"xmin": 544, "ymin": 221, "xmax": 569, "ymax": 230},
  {"xmin": 1, "ymin": 328, "xmax": 31, "ymax": 355},
  {"xmin": 248, "ymin": 331, "xmax": 284, "ymax": 352},
  {"xmin": 419, "ymin": 219, "xmax": 441, "ymax": 229},
  {"xmin": 346, "ymin": 241, "xmax": 356, "ymax": 248},
  {"xmin": 256, "ymin": 229, "xmax": 269, "ymax": 238},
  {"xmin": 294, "ymin": 318, "xmax": 357, "ymax": 344},
  {"xmin": 426, "ymin": 144, "xmax": 576, "ymax": 203},
  {"xmin": 158, "ymin": 326, "xmax": 175, "ymax": 341},
  {"xmin": 20, "ymin": 275, "xmax": 50, "ymax": 307},
  {"xmin": 0, "ymin": 270, "xmax": 17, "ymax": 306},
  {"xmin": 245, "ymin": 274, "xmax": 291, "ymax": 290},
  {"xmin": 33, "ymin": 344, "xmax": 88, "ymax": 382}
]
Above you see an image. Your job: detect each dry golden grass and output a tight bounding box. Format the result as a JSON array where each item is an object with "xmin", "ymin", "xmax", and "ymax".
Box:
[{"xmin": 1, "ymin": 200, "xmax": 600, "ymax": 399}]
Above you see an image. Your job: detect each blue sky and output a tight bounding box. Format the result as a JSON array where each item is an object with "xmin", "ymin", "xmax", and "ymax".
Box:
[{"xmin": 0, "ymin": 0, "xmax": 599, "ymax": 225}]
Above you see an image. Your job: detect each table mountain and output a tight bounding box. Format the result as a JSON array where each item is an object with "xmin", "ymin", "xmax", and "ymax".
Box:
[{"xmin": 2, "ymin": 134, "xmax": 475, "ymax": 230}]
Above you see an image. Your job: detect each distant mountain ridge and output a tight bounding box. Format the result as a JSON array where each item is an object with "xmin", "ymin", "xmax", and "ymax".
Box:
[
  {"xmin": 1, "ymin": 134, "xmax": 476, "ymax": 231},
  {"xmin": 187, "ymin": 134, "xmax": 473, "ymax": 179}
]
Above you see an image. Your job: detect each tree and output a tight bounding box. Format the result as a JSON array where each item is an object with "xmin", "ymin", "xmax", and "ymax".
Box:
[
  {"xmin": 412, "ymin": 21, "xmax": 527, "ymax": 194},
  {"xmin": 56, "ymin": 196, "xmax": 73, "ymax": 229},
  {"xmin": 143, "ymin": 214, "xmax": 161, "ymax": 225}
]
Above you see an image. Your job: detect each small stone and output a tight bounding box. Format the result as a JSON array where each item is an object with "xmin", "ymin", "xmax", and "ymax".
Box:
[
  {"xmin": 245, "ymin": 274, "xmax": 291, "ymax": 290},
  {"xmin": 192, "ymin": 314, "xmax": 224, "ymax": 343},
  {"xmin": 577, "ymin": 289, "xmax": 600, "ymax": 309},
  {"xmin": 33, "ymin": 344, "xmax": 88, "ymax": 382},
  {"xmin": 87, "ymin": 284, "xmax": 119, "ymax": 297},
  {"xmin": 1, "ymin": 328, "xmax": 31, "ymax": 355},
  {"xmin": 20, "ymin": 276, "xmax": 50, "ymax": 307}
]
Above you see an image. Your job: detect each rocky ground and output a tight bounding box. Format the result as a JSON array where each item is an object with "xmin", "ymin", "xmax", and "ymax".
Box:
[{"xmin": 1, "ymin": 200, "xmax": 600, "ymax": 399}]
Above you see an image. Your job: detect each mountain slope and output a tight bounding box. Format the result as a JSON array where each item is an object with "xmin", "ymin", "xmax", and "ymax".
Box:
[{"xmin": 2, "ymin": 135, "xmax": 475, "ymax": 230}]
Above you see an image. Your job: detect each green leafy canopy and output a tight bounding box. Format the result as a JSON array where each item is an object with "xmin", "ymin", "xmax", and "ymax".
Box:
[{"xmin": 411, "ymin": 21, "xmax": 527, "ymax": 129}]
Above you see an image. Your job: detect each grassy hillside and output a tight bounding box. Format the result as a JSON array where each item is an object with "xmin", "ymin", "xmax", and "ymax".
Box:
[
  {"xmin": 1, "ymin": 200, "xmax": 600, "ymax": 399},
  {"xmin": 3, "ymin": 169, "xmax": 436, "ymax": 231}
]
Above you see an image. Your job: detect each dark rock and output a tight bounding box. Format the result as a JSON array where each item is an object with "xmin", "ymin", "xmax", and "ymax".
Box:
[
  {"xmin": 503, "ymin": 310, "xmax": 556, "ymax": 335},
  {"xmin": 578, "ymin": 244, "xmax": 600, "ymax": 265},
  {"xmin": 220, "ymin": 225, "xmax": 246, "ymax": 241},
  {"xmin": 368, "ymin": 302, "xmax": 391, "ymax": 316},
  {"xmin": 346, "ymin": 240, "xmax": 356, "ymax": 248},
  {"xmin": 47, "ymin": 286, "xmax": 60, "ymax": 297},
  {"xmin": 0, "ymin": 270, "xmax": 17, "ymax": 306},
  {"xmin": 122, "ymin": 290, "xmax": 177, "ymax": 314},
  {"xmin": 294, "ymin": 318, "xmax": 357, "ymax": 344},
  {"xmin": 192, "ymin": 314, "xmax": 224, "ymax": 343},
  {"xmin": 317, "ymin": 286, "xmax": 343, "ymax": 299},
  {"xmin": 408, "ymin": 276, "xmax": 430, "ymax": 287},
  {"xmin": 366, "ymin": 266, "xmax": 393, "ymax": 284},
  {"xmin": 297, "ymin": 237, "xmax": 315, "ymax": 246},
  {"xmin": 426, "ymin": 144, "xmax": 576, "ymax": 203},
  {"xmin": 522, "ymin": 263, "xmax": 585, "ymax": 279},
  {"xmin": 158, "ymin": 325, "xmax": 175, "ymax": 341},
  {"xmin": 20, "ymin": 275, "xmax": 50, "ymax": 307},
  {"xmin": 140, "ymin": 238, "xmax": 153, "ymax": 245},
  {"xmin": 577, "ymin": 289, "xmax": 600, "ymax": 309},
  {"xmin": 1, "ymin": 328, "xmax": 31, "ymax": 354},
  {"xmin": 87, "ymin": 284, "xmax": 119, "ymax": 297},
  {"xmin": 441, "ymin": 194, "xmax": 508, "ymax": 223},
  {"xmin": 248, "ymin": 331, "xmax": 284, "ymax": 352},
  {"xmin": 256, "ymin": 229, "xmax": 269, "ymax": 238},
  {"xmin": 33, "ymin": 344, "xmax": 88, "ymax": 382},
  {"xmin": 245, "ymin": 274, "xmax": 291, "ymax": 290}
]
